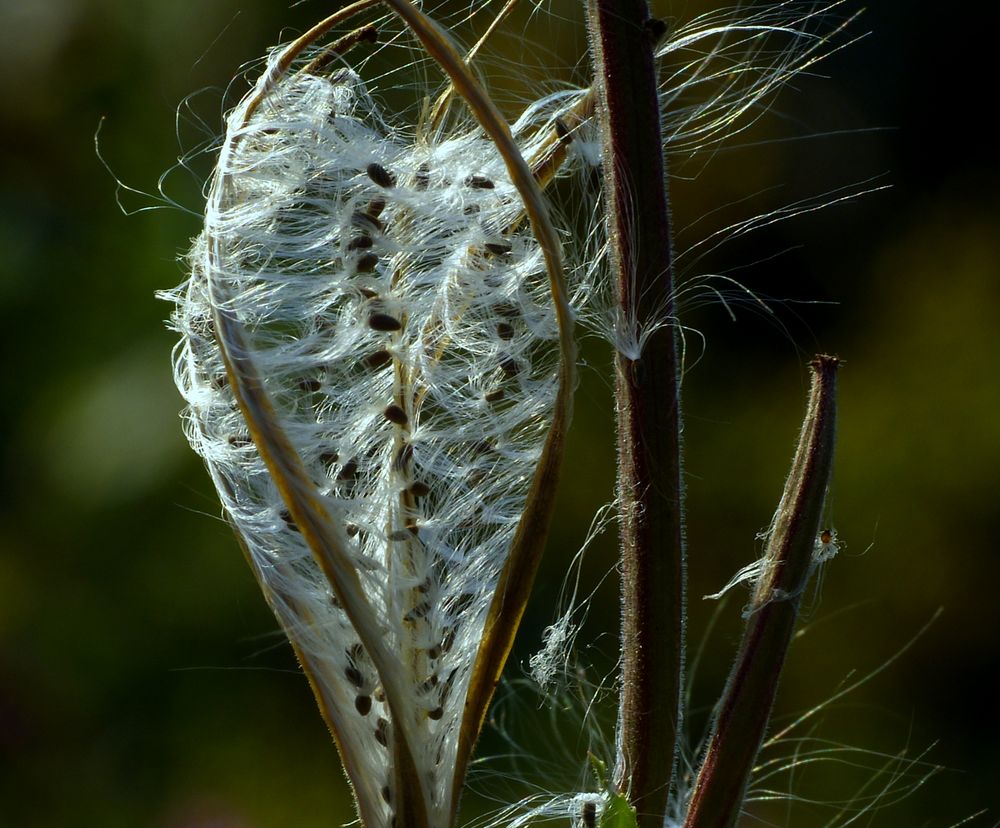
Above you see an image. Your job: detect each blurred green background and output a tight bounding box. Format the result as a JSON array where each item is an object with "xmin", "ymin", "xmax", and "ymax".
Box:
[{"xmin": 1, "ymin": 1, "xmax": 997, "ymax": 825}]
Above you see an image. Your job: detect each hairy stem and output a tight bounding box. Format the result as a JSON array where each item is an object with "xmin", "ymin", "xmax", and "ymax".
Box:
[
  {"xmin": 684, "ymin": 355, "xmax": 840, "ymax": 828},
  {"xmin": 587, "ymin": 3, "xmax": 684, "ymax": 826}
]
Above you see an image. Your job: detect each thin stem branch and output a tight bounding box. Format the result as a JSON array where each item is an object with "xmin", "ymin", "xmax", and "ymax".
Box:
[
  {"xmin": 586, "ymin": 3, "xmax": 684, "ymax": 827},
  {"xmin": 683, "ymin": 355, "xmax": 840, "ymax": 828}
]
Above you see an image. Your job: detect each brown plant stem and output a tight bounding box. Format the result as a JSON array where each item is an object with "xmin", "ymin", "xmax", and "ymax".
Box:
[
  {"xmin": 683, "ymin": 355, "xmax": 840, "ymax": 828},
  {"xmin": 586, "ymin": 3, "xmax": 684, "ymax": 827}
]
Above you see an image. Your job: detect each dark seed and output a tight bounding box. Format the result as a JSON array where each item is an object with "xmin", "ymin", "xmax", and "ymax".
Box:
[
  {"xmin": 346, "ymin": 523, "xmax": 360, "ymax": 537},
  {"xmin": 367, "ymin": 197, "xmax": 386, "ymax": 218},
  {"xmin": 499, "ymin": 355, "xmax": 520, "ymax": 376},
  {"xmin": 381, "ymin": 785, "xmax": 392, "ymax": 804},
  {"xmin": 338, "ymin": 458, "xmax": 358, "ymax": 479},
  {"xmin": 366, "ymin": 162, "xmax": 396, "ymax": 188},
  {"xmin": 355, "ymin": 695, "xmax": 372, "ymax": 716},
  {"xmin": 375, "ymin": 717, "xmax": 389, "ymax": 746},
  {"xmin": 496, "ymin": 322, "xmax": 514, "ymax": 340},
  {"xmin": 345, "ymin": 664, "xmax": 363, "ymax": 687},
  {"xmin": 448, "ymin": 593, "xmax": 475, "ymax": 617},
  {"xmin": 485, "ymin": 241, "xmax": 511, "ymax": 255},
  {"xmin": 279, "ymin": 510, "xmax": 299, "ymax": 532},
  {"xmin": 394, "ymin": 443, "xmax": 413, "ymax": 470},
  {"xmin": 351, "ymin": 210, "xmax": 383, "ymax": 233},
  {"xmin": 359, "ymin": 287, "xmax": 379, "ymax": 299},
  {"xmin": 465, "ymin": 174, "xmax": 495, "ymax": 189},
  {"xmin": 428, "ymin": 706, "xmax": 444, "ymax": 720},
  {"xmin": 582, "ymin": 801, "xmax": 597, "ymax": 828},
  {"xmin": 415, "ymin": 162, "xmax": 430, "ymax": 190},
  {"xmin": 554, "ymin": 117, "xmax": 572, "ymax": 144},
  {"xmin": 362, "ymin": 349, "xmax": 392, "ymax": 370},
  {"xmin": 409, "ymin": 481, "xmax": 431, "ymax": 497},
  {"xmin": 368, "ymin": 313, "xmax": 402, "ymax": 332},
  {"xmin": 320, "ymin": 450, "xmax": 339, "ymax": 466},
  {"xmin": 228, "ymin": 434, "xmax": 251, "ymax": 448},
  {"xmin": 356, "ymin": 252, "xmax": 379, "ymax": 272},
  {"xmin": 298, "ymin": 377, "xmax": 321, "ymax": 393},
  {"xmin": 346, "ymin": 235, "xmax": 373, "ymax": 251},
  {"xmin": 405, "ymin": 601, "xmax": 431, "ymax": 622},
  {"xmin": 383, "ymin": 404, "xmax": 408, "ymax": 425},
  {"xmin": 345, "ymin": 643, "xmax": 365, "ymax": 685},
  {"xmin": 484, "ymin": 389, "xmax": 505, "ymax": 403}
]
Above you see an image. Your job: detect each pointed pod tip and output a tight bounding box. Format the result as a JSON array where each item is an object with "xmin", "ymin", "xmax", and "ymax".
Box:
[{"xmin": 811, "ymin": 353, "xmax": 843, "ymax": 372}]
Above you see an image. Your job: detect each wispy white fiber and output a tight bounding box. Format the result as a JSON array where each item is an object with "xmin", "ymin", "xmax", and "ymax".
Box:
[
  {"xmin": 703, "ymin": 557, "xmax": 768, "ymax": 603},
  {"xmin": 159, "ymin": 2, "xmax": 868, "ymax": 826},
  {"xmin": 582, "ymin": 0, "xmax": 862, "ymax": 361},
  {"xmin": 528, "ymin": 502, "xmax": 616, "ymax": 691},
  {"xmin": 704, "ymin": 526, "xmax": 840, "ymax": 619},
  {"xmin": 165, "ymin": 35, "xmax": 576, "ymax": 826}
]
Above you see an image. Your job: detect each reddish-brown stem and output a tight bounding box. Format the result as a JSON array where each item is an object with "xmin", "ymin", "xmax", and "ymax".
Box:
[
  {"xmin": 587, "ymin": 3, "xmax": 684, "ymax": 827},
  {"xmin": 684, "ymin": 356, "xmax": 840, "ymax": 828}
]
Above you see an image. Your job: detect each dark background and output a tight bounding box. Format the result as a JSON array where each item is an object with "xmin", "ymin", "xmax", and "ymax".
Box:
[{"xmin": 1, "ymin": 1, "xmax": 997, "ymax": 825}]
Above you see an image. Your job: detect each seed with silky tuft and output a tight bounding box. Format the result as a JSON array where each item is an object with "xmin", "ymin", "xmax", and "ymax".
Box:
[
  {"xmin": 383, "ymin": 404, "xmax": 407, "ymax": 425},
  {"xmin": 366, "ymin": 162, "xmax": 396, "ymax": 188},
  {"xmin": 409, "ymin": 481, "xmax": 431, "ymax": 497},
  {"xmin": 368, "ymin": 313, "xmax": 402, "ymax": 331},
  {"xmin": 485, "ymin": 241, "xmax": 511, "ymax": 256},
  {"xmin": 362, "ymin": 349, "xmax": 392, "ymax": 369},
  {"xmin": 356, "ymin": 252, "xmax": 379, "ymax": 272},
  {"xmin": 347, "ymin": 235, "xmax": 374, "ymax": 251},
  {"xmin": 375, "ymin": 717, "xmax": 389, "ymax": 746},
  {"xmin": 351, "ymin": 210, "xmax": 383, "ymax": 233}
]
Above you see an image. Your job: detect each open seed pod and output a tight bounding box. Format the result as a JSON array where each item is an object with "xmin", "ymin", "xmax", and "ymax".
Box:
[{"xmin": 163, "ymin": 5, "xmax": 575, "ymax": 828}]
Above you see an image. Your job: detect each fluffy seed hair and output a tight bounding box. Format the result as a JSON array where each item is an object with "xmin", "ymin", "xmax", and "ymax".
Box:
[
  {"xmin": 161, "ymin": 2, "xmax": 861, "ymax": 825},
  {"xmin": 165, "ymin": 24, "xmax": 572, "ymax": 827}
]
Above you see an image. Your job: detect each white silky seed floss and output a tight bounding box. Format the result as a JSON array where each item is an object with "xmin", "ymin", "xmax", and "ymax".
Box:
[{"xmin": 167, "ymin": 58, "xmax": 562, "ymax": 827}]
